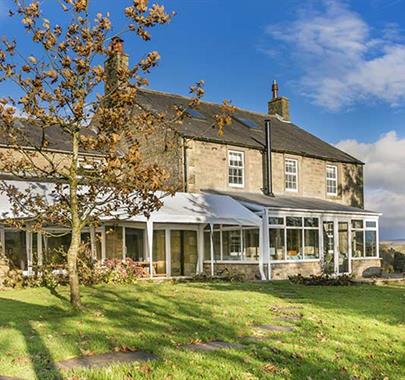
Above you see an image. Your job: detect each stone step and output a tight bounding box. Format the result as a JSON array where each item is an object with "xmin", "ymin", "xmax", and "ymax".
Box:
[{"xmin": 57, "ymin": 351, "xmax": 157, "ymax": 371}]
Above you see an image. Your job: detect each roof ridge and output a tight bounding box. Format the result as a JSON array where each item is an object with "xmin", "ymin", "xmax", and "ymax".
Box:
[{"xmin": 138, "ymin": 87, "xmax": 278, "ymax": 119}]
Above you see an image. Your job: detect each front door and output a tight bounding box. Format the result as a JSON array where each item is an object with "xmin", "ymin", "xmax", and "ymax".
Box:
[{"xmin": 323, "ymin": 220, "xmax": 351, "ymax": 275}]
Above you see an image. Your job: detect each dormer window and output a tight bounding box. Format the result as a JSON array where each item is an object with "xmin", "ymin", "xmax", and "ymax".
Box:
[
  {"xmin": 228, "ymin": 151, "xmax": 244, "ymax": 187},
  {"xmin": 326, "ymin": 165, "xmax": 338, "ymax": 196},
  {"xmin": 285, "ymin": 158, "xmax": 298, "ymax": 191}
]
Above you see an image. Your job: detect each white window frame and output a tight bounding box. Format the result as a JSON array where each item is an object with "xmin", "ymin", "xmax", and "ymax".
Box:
[
  {"xmin": 351, "ymin": 219, "xmax": 379, "ymax": 259},
  {"xmin": 285, "ymin": 158, "xmax": 298, "ymax": 192},
  {"xmin": 203, "ymin": 225, "xmax": 260, "ymax": 264},
  {"xmin": 326, "ymin": 165, "xmax": 338, "ymax": 196},
  {"xmin": 228, "ymin": 150, "xmax": 245, "ymax": 188},
  {"xmin": 268, "ymin": 215, "xmax": 321, "ymax": 262}
]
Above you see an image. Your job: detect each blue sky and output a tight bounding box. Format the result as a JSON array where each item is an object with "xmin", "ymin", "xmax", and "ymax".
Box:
[{"xmin": 1, "ymin": 0, "xmax": 405, "ymax": 238}]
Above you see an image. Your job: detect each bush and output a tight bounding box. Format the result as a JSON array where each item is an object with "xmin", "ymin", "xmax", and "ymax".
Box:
[
  {"xmin": 289, "ymin": 273, "xmax": 354, "ymax": 286},
  {"xmin": 3, "ymin": 246, "xmax": 148, "ymax": 289}
]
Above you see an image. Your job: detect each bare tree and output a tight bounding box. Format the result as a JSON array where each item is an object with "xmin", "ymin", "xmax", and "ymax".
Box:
[{"xmin": 0, "ymin": 0, "xmax": 233, "ymax": 309}]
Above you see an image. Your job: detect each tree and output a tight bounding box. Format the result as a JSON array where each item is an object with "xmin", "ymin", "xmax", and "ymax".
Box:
[{"xmin": 0, "ymin": 0, "xmax": 234, "ymax": 309}]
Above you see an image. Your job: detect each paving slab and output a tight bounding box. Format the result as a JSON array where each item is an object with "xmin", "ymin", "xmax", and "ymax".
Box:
[
  {"xmin": 56, "ymin": 351, "xmax": 157, "ymax": 371},
  {"xmin": 255, "ymin": 324, "xmax": 295, "ymax": 332},
  {"xmin": 0, "ymin": 376, "xmax": 22, "ymax": 380},
  {"xmin": 183, "ymin": 341, "xmax": 245, "ymax": 352}
]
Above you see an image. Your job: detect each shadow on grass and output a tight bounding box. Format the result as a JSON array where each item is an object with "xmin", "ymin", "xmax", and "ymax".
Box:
[
  {"xmin": 0, "ymin": 298, "xmax": 65, "ymax": 380},
  {"xmin": 184, "ymin": 280, "xmax": 405, "ymax": 325},
  {"xmin": 0, "ymin": 281, "xmax": 403, "ymax": 379}
]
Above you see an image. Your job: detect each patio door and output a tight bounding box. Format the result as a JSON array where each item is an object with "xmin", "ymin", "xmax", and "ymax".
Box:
[
  {"xmin": 170, "ymin": 230, "xmax": 198, "ymax": 276},
  {"xmin": 323, "ymin": 220, "xmax": 351, "ymax": 275}
]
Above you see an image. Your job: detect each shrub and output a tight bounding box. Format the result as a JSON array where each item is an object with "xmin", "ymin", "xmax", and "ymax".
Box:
[{"xmin": 289, "ymin": 273, "xmax": 354, "ymax": 286}]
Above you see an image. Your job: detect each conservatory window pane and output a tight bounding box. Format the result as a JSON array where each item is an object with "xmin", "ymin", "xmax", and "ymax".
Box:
[
  {"xmin": 304, "ymin": 229, "xmax": 319, "ymax": 259},
  {"xmin": 269, "ymin": 229, "xmax": 285, "ymax": 260},
  {"xmin": 243, "ymin": 229, "xmax": 259, "ymax": 261},
  {"xmin": 365, "ymin": 231, "xmax": 377, "ymax": 257},
  {"xmin": 352, "ymin": 230, "xmax": 364, "ymax": 257},
  {"xmin": 204, "ymin": 231, "xmax": 221, "ymax": 261},
  {"xmin": 222, "ymin": 230, "xmax": 242, "ymax": 260},
  {"xmin": 287, "ymin": 229, "xmax": 302, "ymax": 260}
]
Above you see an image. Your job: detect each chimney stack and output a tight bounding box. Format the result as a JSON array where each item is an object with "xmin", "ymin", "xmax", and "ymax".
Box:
[
  {"xmin": 104, "ymin": 37, "xmax": 129, "ymax": 95},
  {"xmin": 268, "ymin": 80, "xmax": 290, "ymax": 121}
]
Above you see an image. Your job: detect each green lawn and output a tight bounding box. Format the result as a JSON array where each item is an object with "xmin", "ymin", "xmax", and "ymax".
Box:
[{"xmin": 0, "ymin": 281, "xmax": 404, "ymax": 380}]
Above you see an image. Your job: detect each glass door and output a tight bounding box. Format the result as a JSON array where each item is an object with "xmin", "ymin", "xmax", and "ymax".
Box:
[
  {"xmin": 323, "ymin": 220, "xmax": 351, "ymax": 275},
  {"xmin": 323, "ymin": 221, "xmax": 335, "ymax": 274},
  {"xmin": 153, "ymin": 230, "xmax": 166, "ymax": 276},
  {"xmin": 170, "ymin": 230, "xmax": 198, "ymax": 276},
  {"xmin": 337, "ymin": 222, "xmax": 349, "ymax": 274}
]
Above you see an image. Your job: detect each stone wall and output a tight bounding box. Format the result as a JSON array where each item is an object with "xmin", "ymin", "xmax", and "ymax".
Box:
[
  {"xmin": 271, "ymin": 261, "xmax": 322, "ymax": 280},
  {"xmin": 185, "ymin": 140, "xmax": 364, "ymax": 208},
  {"xmin": 203, "ymin": 262, "xmax": 262, "ymax": 280},
  {"xmin": 203, "ymin": 259, "xmax": 381, "ymax": 280},
  {"xmin": 351, "ymin": 259, "xmax": 382, "ymax": 278},
  {"xmin": 202, "ymin": 261, "xmax": 322, "ymax": 280}
]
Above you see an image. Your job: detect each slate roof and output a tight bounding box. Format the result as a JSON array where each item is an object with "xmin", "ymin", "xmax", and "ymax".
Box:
[
  {"xmin": 205, "ymin": 190, "xmax": 379, "ymax": 215},
  {"xmin": 136, "ymin": 88, "xmax": 363, "ymax": 165},
  {"xmin": 0, "ymin": 119, "xmax": 99, "ymax": 154}
]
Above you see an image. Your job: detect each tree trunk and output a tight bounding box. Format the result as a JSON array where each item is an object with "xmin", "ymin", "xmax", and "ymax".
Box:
[
  {"xmin": 68, "ymin": 129, "xmax": 82, "ymax": 309},
  {"xmin": 68, "ymin": 226, "xmax": 81, "ymax": 309}
]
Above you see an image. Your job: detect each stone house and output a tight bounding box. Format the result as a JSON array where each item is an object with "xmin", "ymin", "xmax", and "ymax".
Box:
[{"xmin": 0, "ymin": 40, "xmax": 380, "ymax": 280}]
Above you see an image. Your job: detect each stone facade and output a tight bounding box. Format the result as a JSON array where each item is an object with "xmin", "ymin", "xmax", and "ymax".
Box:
[
  {"xmin": 268, "ymin": 97, "xmax": 290, "ymax": 121},
  {"xmin": 271, "ymin": 261, "xmax": 322, "ymax": 280},
  {"xmin": 203, "ymin": 259, "xmax": 382, "ymax": 280},
  {"xmin": 184, "ymin": 140, "xmax": 364, "ymax": 208},
  {"xmin": 203, "ymin": 262, "xmax": 262, "ymax": 280}
]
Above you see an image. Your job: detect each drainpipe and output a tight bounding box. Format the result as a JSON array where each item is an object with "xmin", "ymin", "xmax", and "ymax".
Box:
[
  {"xmin": 182, "ymin": 137, "xmax": 188, "ymax": 192},
  {"xmin": 264, "ymin": 119, "xmax": 274, "ymax": 197},
  {"xmin": 258, "ymin": 209, "xmax": 266, "ymax": 280},
  {"xmin": 263, "ymin": 207, "xmax": 271, "ymax": 280}
]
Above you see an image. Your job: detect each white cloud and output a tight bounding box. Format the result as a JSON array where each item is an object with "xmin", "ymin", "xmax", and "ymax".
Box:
[
  {"xmin": 336, "ymin": 131, "xmax": 405, "ymax": 239},
  {"xmin": 265, "ymin": 0, "xmax": 405, "ymax": 110}
]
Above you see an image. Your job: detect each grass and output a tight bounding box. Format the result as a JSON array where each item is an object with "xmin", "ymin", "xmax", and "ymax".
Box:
[{"xmin": 0, "ymin": 281, "xmax": 404, "ymax": 380}]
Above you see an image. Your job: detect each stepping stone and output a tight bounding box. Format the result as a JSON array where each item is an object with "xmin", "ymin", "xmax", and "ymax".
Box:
[
  {"xmin": 183, "ymin": 341, "xmax": 245, "ymax": 352},
  {"xmin": 255, "ymin": 324, "xmax": 295, "ymax": 332},
  {"xmin": 57, "ymin": 351, "xmax": 157, "ymax": 371},
  {"xmin": 0, "ymin": 377, "xmax": 22, "ymax": 380},
  {"xmin": 240, "ymin": 336, "xmax": 266, "ymax": 343},
  {"xmin": 274, "ymin": 315, "xmax": 302, "ymax": 322},
  {"xmin": 271, "ymin": 306, "xmax": 303, "ymax": 311}
]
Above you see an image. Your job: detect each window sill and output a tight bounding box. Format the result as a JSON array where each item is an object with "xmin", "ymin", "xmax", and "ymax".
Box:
[
  {"xmin": 352, "ymin": 257, "xmax": 380, "ymax": 260},
  {"xmin": 228, "ymin": 184, "xmax": 245, "ymax": 189},
  {"xmin": 271, "ymin": 259, "xmax": 320, "ymax": 264},
  {"xmin": 204, "ymin": 260, "xmax": 259, "ymax": 265}
]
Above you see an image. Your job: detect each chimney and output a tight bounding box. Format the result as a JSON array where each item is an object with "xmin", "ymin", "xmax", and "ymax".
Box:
[
  {"xmin": 104, "ymin": 37, "xmax": 129, "ymax": 95},
  {"xmin": 263, "ymin": 119, "xmax": 274, "ymax": 197},
  {"xmin": 268, "ymin": 80, "xmax": 290, "ymax": 121}
]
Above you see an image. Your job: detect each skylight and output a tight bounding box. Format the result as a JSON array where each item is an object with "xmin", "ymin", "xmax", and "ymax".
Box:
[
  {"xmin": 236, "ymin": 117, "xmax": 260, "ymax": 129},
  {"xmin": 186, "ymin": 108, "xmax": 206, "ymax": 120}
]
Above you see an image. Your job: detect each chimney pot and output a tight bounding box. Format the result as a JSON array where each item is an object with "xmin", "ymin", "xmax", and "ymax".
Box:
[{"xmin": 272, "ymin": 80, "xmax": 279, "ymax": 99}]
